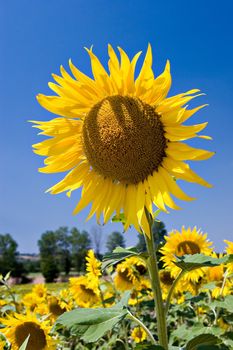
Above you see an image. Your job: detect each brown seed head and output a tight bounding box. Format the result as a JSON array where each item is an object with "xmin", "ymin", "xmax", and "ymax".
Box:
[{"xmin": 82, "ymin": 95, "xmax": 167, "ymax": 184}]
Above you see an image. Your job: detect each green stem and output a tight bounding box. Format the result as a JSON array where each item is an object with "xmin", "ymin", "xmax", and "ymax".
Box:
[
  {"xmin": 165, "ymin": 270, "xmax": 186, "ymax": 314},
  {"xmin": 144, "ymin": 209, "xmax": 168, "ymax": 350},
  {"xmin": 127, "ymin": 309, "xmax": 156, "ymax": 345}
]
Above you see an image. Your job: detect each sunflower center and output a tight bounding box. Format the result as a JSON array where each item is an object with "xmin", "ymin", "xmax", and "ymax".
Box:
[
  {"xmin": 160, "ymin": 270, "xmax": 175, "ymax": 286},
  {"xmin": 49, "ymin": 297, "xmax": 65, "ymax": 317},
  {"xmin": 80, "ymin": 284, "xmax": 97, "ymax": 297},
  {"xmin": 83, "ymin": 95, "xmax": 167, "ymax": 184},
  {"xmin": 176, "ymin": 241, "xmax": 201, "ymax": 256},
  {"xmin": 15, "ymin": 322, "xmax": 47, "ymax": 350}
]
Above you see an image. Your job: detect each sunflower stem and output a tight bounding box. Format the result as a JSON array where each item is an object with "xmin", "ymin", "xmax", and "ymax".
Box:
[
  {"xmin": 165, "ymin": 270, "xmax": 186, "ymax": 314},
  {"xmin": 127, "ymin": 309, "xmax": 156, "ymax": 345},
  {"xmin": 144, "ymin": 209, "xmax": 168, "ymax": 350}
]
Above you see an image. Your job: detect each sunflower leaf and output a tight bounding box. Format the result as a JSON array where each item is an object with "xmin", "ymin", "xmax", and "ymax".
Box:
[
  {"xmin": 135, "ymin": 344, "xmax": 165, "ymax": 349},
  {"xmin": 102, "ymin": 246, "xmax": 141, "ymax": 270},
  {"xmin": 54, "ymin": 300, "xmax": 128, "ymax": 343},
  {"xmin": 211, "ymin": 295, "xmax": 233, "ymax": 313},
  {"xmin": 186, "ymin": 333, "xmax": 221, "ymax": 350},
  {"xmin": 174, "ymin": 254, "xmax": 233, "ymax": 271},
  {"xmin": 19, "ymin": 335, "xmax": 30, "ymax": 350}
]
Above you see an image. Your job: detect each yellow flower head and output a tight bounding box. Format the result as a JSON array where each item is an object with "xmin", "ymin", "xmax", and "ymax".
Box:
[
  {"xmin": 69, "ymin": 276, "xmax": 100, "ymax": 307},
  {"xmin": 22, "ymin": 292, "xmax": 46, "ymax": 313},
  {"xmin": 32, "ymin": 284, "xmax": 48, "ymax": 298},
  {"xmin": 114, "ymin": 256, "xmax": 147, "ymax": 291},
  {"xmin": 32, "ymin": 44, "xmax": 214, "ymax": 236},
  {"xmin": 160, "ymin": 226, "xmax": 213, "ymax": 282},
  {"xmin": 224, "ymin": 240, "xmax": 233, "ymax": 273},
  {"xmin": 0, "ymin": 312, "xmax": 55, "ymax": 350},
  {"xmin": 86, "ymin": 249, "xmax": 102, "ymax": 280},
  {"xmin": 205, "ymin": 253, "xmax": 225, "ymax": 282},
  {"xmin": 131, "ymin": 326, "xmax": 147, "ymax": 343}
]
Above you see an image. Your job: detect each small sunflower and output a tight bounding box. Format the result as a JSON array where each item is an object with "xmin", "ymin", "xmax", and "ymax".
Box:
[
  {"xmin": 114, "ymin": 256, "xmax": 147, "ymax": 291},
  {"xmin": 131, "ymin": 326, "xmax": 147, "ymax": 343},
  {"xmin": 159, "ymin": 269, "xmax": 175, "ymax": 299},
  {"xmin": 32, "ymin": 284, "xmax": 48, "ymax": 298},
  {"xmin": 22, "ymin": 292, "xmax": 46, "ymax": 313},
  {"xmin": 69, "ymin": 276, "xmax": 100, "ymax": 307},
  {"xmin": 32, "ymin": 44, "xmax": 214, "ymax": 236},
  {"xmin": 160, "ymin": 226, "xmax": 213, "ymax": 282},
  {"xmin": 205, "ymin": 253, "xmax": 225, "ymax": 282},
  {"xmin": 0, "ymin": 312, "xmax": 55, "ymax": 350},
  {"xmin": 211, "ymin": 279, "xmax": 232, "ymax": 299},
  {"xmin": 224, "ymin": 240, "xmax": 233, "ymax": 273},
  {"xmin": 85, "ymin": 249, "xmax": 102, "ymax": 281}
]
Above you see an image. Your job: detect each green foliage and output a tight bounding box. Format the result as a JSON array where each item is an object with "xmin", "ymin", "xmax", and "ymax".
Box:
[
  {"xmin": 38, "ymin": 227, "xmax": 92, "ymax": 280},
  {"xmin": 106, "ymin": 231, "xmax": 126, "ymax": 253},
  {"xmin": 174, "ymin": 254, "xmax": 233, "ymax": 271},
  {"xmin": 102, "ymin": 246, "xmax": 142, "ymax": 270},
  {"xmin": 55, "ymin": 302, "xmax": 128, "ymax": 343},
  {"xmin": 19, "ymin": 335, "xmax": 30, "ymax": 350},
  {"xmin": 136, "ymin": 221, "xmax": 167, "ymax": 253},
  {"xmin": 0, "ymin": 233, "xmax": 25, "ymax": 277},
  {"xmin": 41, "ymin": 255, "xmax": 59, "ymax": 283},
  {"xmin": 70, "ymin": 228, "xmax": 91, "ymax": 271}
]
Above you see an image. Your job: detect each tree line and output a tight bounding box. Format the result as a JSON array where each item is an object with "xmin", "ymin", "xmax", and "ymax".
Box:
[{"xmin": 0, "ymin": 221, "xmax": 166, "ymax": 283}]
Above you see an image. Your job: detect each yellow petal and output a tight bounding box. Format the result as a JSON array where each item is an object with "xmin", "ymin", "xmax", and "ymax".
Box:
[
  {"xmin": 159, "ymin": 167, "xmax": 195, "ymax": 201},
  {"xmin": 163, "ymin": 157, "xmax": 212, "ymax": 188},
  {"xmin": 166, "ymin": 142, "xmax": 215, "ymax": 161},
  {"xmin": 165, "ymin": 122, "xmax": 208, "ymax": 141}
]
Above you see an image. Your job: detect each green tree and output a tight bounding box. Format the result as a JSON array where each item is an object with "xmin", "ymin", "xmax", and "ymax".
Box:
[
  {"xmin": 38, "ymin": 230, "xmax": 59, "ymax": 282},
  {"xmin": 106, "ymin": 231, "xmax": 126, "ymax": 253},
  {"xmin": 40, "ymin": 256, "xmax": 59, "ymax": 283},
  {"xmin": 70, "ymin": 228, "xmax": 91, "ymax": 272},
  {"xmin": 136, "ymin": 221, "xmax": 167, "ymax": 252},
  {"xmin": 55, "ymin": 227, "xmax": 72, "ymax": 275},
  {"xmin": 0, "ymin": 233, "xmax": 24, "ymax": 277}
]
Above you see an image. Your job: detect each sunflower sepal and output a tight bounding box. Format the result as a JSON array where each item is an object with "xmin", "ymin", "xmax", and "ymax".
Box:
[{"xmin": 174, "ymin": 254, "xmax": 233, "ymax": 272}]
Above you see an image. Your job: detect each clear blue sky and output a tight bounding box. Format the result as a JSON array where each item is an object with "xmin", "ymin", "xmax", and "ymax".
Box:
[{"xmin": 1, "ymin": 0, "xmax": 233, "ymax": 253}]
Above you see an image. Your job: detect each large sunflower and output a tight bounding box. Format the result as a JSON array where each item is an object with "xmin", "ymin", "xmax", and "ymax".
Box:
[
  {"xmin": 32, "ymin": 45, "xmax": 214, "ymax": 235},
  {"xmin": 0, "ymin": 312, "xmax": 55, "ymax": 350},
  {"xmin": 160, "ymin": 226, "xmax": 213, "ymax": 282}
]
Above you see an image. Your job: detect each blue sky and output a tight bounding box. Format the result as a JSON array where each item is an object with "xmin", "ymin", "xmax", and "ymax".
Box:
[{"xmin": 1, "ymin": 0, "xmax": 233, "ymax": 253}]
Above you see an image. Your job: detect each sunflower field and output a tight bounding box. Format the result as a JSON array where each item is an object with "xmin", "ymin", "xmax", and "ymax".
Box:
[
  {"xmin": 0, "ymin": 229, "xmax": 233, "ymax": 350},
  {"xmin": 1, "ymin": 43, "xmax": 232, "ymax": 349}
]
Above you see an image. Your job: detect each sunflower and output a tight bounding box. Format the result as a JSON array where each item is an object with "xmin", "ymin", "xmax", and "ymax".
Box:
[
  {"xmin": 0, "ymin": 312, "xmax": 55, "ymax": 350},
  {"xmin": 85, "ymin": 249, "xmax": 102, "ymax": 281},
  {"xmin": 114, "ymin": 256, "xmax": 147, "ymax": 291},
  {"xmin": 160, "ymin": 226, "xmax": 213, "ymax": 282},
  {"xmin": 32, "ymin": 284, "xmax": 48, "ymax": 298},
  {"xmin": 69, "ymin": 276, "xmax": 100, "ymax": 307},
  {"xmin": 131, "ymin": 326, "xmax": 147, "ymax": 343},
  {"xmin": 224, "ymin": 240, "xmax": 233, "ymax": 273},
  {"xmin": 159, "ymin": 269, "xmax": 175, "ymax": 299},
  {"xmin": 205, "ymin": 253, "xmax": 225, "ymax": 282},
  {"xmin": 32, "ymin": 44, "xmax": 214, "ymax": 236}
]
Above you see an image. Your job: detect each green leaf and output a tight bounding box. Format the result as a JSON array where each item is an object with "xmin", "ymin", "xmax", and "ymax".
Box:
[
  {"xmin": 135, "ymin": 344, "xmax": 165, "ymax": 350},
  {"xmin": 174, "ymin": 254, "xmax": 233, "ymax": 271},
  {"xmin": 186, "ymin": 334, "xmax": 220, "ymax": 350},
  {"xmin": 54, "ymin": 304, "xmax": 128, "ymax": 343},
  {"xmin": 102, "ymin": 246, "xmax": 140, "ymax": 270},
  {"xmin": 19, "ymin": 335, "xmax": 30, "ymax": 350},
  {"xmin": 211, "ymin": 295, "xmax": 233, "ymax": 313}
]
